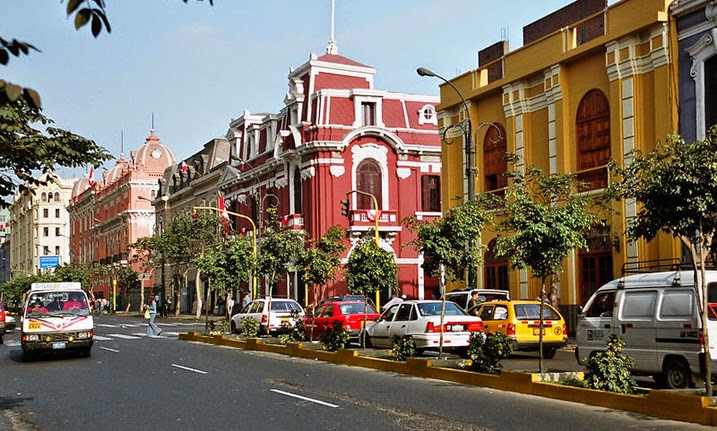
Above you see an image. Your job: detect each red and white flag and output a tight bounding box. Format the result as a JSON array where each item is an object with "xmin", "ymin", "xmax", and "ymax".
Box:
[
  {"xmin": 88, "ymin": 166, "xmax": 96, "ymax": 187},
  {"xmin": 366, "ymin": 209, "xmax": 382, "ymax": 222},
  {"xmin": 218, "ymin": 193, "xmax": 230, "ymax": 232},
  {"xmin": 181, "ymin": 161, "xmax": 189, "ymax": 173}
]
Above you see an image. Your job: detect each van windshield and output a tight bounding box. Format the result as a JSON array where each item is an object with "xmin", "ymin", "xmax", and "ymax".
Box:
[{"xmin": 25, "ymin": 291, "xmax": 90, "ymax": 317}]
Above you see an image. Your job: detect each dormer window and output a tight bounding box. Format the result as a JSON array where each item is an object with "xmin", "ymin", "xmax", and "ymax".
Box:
[
  {"xmin": 361, "ymin": 102, "xmax": 376, "ymax": 126},
  {"xmin": 418, "ymin": 105, "xmax": 438, "ymax": 126}
]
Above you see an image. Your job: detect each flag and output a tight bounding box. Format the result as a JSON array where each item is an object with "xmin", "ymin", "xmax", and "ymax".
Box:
[
  {"xmin": 218, "ymin": 193, "xmax": 230, "ymax": 232},
  {"xmin": 181, "ymin": 161, "xmax": 189, "ymax": 173},
  {"xmin": 88, "ymin": 166, "xmax": 95, "ymax": 187},
  {"xmin": 366, "ymin": 209, "xmax": 382, "ymax": 222}
]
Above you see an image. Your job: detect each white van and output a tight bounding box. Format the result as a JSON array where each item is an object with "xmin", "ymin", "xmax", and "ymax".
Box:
[
  {"xmin": 21, "ymin": 282, "xmax": 94, "ymax": 360},
  {"xmin": 576, "ymin": 270, "xmax": 717, "ymax": 389}
]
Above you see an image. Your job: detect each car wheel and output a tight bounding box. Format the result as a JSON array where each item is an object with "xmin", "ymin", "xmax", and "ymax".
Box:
[
  {"xmin": 0, "ymin": 334, "xmax": 3, "ymax": 345},
  {"xmin": 663, "ymin": 358, "xmax": 692, "ymax": 389},
  {"xmin": 22, "ymin": 350, "xmax": 36, "ymax": 362},
  {"xmin": 230, "ymin": 320, "xmax": 238, "ymax": 334},
  {"xmin": 415, "ymin": 348, "xmax": 426, "ymax": 356},
  {"xmin": 363, "ymin": 333, "xmax": 373, "ymax": 348},
  {"xmin": 542, "ymin": 347, "xmax": 557, "ymax": 359},
  {"xmin": 82, "ymin": 347, "xmax": 92, "ymax": 358}
]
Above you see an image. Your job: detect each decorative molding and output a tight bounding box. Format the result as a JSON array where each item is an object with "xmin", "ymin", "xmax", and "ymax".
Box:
[
  {"xmin": 330, "ymin": 165, "xmax": 345, "ymax": 177},
  {"xmin": 301, "ymin": 167, "xmax": 316, "ymax": 180},
  {"xmin": 396, "ymin": 168, "xmax": 411, "ymax": 179}
]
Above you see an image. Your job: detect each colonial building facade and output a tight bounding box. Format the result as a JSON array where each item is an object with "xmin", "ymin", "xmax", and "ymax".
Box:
[
  {"xmin": 8, "ymin": 173, "xmax": 74, "ymax": 278},
  {"xmin": 209, "ymin": 45, "xmax": 442, "ymax": 307},
  {"xmin": 434, "ymin": 0, "xmax": 680, "ymax": 321},
  {"xmin": 68, "ymin": 130, "xmax": 175, "ymax": 309}
]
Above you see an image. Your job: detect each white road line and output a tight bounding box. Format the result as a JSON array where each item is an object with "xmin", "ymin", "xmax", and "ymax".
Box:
[
  {"xmin": 270, "ymin": 389, "xmax": 339, "ymax": 408},
  {"xmin": 171, "ymin": 364, "xmax": 208, "ymax": 375},
  {"xmin": 95, "ymin": 324, "xmax": 120, "ymax": 328},
  {"xmin": 99, "ymin": 346, "xmax": 120, "ymax": 353},
  {"xmin": 93, "ymin": 335, "xmax": 114, "ymax": 341},
  {"xmin": 108, "ymin": 333, "xmax": 142, "ymax": 339}
]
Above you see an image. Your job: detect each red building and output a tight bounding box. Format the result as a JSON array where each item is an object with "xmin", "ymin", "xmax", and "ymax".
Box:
[
  {"xmin": 68, "ymin": 131, "xmax": 175, "ymax": 309},
  {"xmin": 219, "ymin": 46, "xmax": 442, "ymax": 306}
]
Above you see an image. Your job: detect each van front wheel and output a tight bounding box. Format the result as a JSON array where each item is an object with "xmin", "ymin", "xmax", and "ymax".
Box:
[{"xmin": 663, "ymin": 359, "xmax": 691, "ymax": 389}]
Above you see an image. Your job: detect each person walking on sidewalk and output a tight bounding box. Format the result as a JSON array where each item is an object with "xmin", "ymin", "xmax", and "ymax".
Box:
[{"xmin": 145, "ymin": 295, "xmax": 162, "ymax": 337}]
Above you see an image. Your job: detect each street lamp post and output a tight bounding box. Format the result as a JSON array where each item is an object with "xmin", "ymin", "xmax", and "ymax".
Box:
[{"xmin": 417, "ymin": 66, "xmax": 477, "ymax": 290}]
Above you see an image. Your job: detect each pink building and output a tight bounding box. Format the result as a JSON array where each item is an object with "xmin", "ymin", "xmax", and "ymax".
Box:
[
  {"xmin": 219, "ymin": 46, "xmax": 442, "ymax": 306},
  {"xmin": 69, "ymin": 130, "xmax": 175, "ymax": 309}
]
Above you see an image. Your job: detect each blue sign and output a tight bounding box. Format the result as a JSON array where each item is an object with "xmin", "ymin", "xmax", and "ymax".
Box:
[{"xmin": 39, "ymin": 255, "xmax": 60, "ymax": 269}]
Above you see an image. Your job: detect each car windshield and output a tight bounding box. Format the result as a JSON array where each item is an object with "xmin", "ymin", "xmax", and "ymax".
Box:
[
  {"xmin": 417, "ymin": 302, "xmax": 467, "ymax": 317},
  {"xmin": 26, "ymin": 291, "xmax": 90, "ymax": 317},
  {"xmin": 339, "ymin": 303, "xmax": 377, "ymax": 314},
  {"xmin": 514, "ymin": 304, "xmax": 561, "ymax": 320}
]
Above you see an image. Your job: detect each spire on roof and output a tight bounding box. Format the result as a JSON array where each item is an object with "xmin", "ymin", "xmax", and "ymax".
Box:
[{"xmin": 326, "ymin": 0, "xmax": 338, "ymax": 54}]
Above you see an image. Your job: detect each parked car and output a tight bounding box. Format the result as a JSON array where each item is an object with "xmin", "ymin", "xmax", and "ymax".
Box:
[
  {"xmin": 363, "ymin": 300, "xmax": 483, "ymax": 357},
  {"xmin": 576, "ymin": 269, "xmax": 717, "ymax": 389},
  {"xmin": 0, "ymin": 301, "xmax": 5, "ymax": 344},
  {"xmin": 304, "ymin": 300, "xmax": 380, "ymax": 341},
  {"xmin": 443, "ymin": 288, "xmax": 510, "ymax": 311},
  {"xmin": 469, "ymin": 300, "xmax": 567, "ymax": 359},
  {"xmin": 319, "ymin": 295, "xmax": 376, "ymax": 309},
  {"xmin": 230, "ymin": 298, "xmax": 304, "ymax": 336}
]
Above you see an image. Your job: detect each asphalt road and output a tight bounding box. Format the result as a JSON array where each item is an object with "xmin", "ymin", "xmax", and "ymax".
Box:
[{"xmin": 0, "ymin": 314, "xmax": 709, "ymax": 431}]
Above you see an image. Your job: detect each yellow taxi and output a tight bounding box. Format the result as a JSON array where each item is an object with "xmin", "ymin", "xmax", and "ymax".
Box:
[{"xmin": 469, "ymin": 300, "xmax": 568, "ymax": 358}]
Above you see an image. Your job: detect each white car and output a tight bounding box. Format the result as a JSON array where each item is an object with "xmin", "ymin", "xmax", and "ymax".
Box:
[
  {"xmin": 364, "ymin": 300, "xmax": 484, "ymax": 356},
  {"xmin": 230, "ymin": 298, "xmax": 304, "ymax": 336}
]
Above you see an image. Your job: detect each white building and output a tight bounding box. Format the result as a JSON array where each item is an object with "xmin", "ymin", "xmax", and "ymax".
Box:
[{"xmin": 9, "ymin": 173, "xmax": 75, "ymax": 277}]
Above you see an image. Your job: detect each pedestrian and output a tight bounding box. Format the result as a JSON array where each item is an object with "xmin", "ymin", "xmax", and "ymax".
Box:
[
  {"xmin": 146, "ymin": 295, "xmax": 162, "ymax": 337},
  {"xmin": 468, "ymin": 290, "xmax": 481, "ymax": 309},
  {"xmin": 241, "ymin": 291, "xmax": 251, "ymax": 309},
  {"xmin": 165, "ymin": 295, "xmax": 172, "ymax": 313},
  {"xmin": 227, "ymin": 296, "xmax": 235, "ymax": 317}
]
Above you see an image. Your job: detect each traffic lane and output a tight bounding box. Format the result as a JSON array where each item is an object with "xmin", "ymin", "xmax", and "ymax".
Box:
[{"xmin": 170, "ymin": 343, "xmax": 712, "ymax": 431}]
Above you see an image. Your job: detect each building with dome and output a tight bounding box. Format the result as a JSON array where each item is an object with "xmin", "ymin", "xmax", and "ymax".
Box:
[{"xmin": 68, "ymin": 130, "xmax": 175, "ymax": 309}]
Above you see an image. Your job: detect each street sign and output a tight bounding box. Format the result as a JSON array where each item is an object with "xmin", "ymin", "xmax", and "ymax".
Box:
[{"xmin": 39, "ymin": 255, "xmax": 60, "ymax": 269}]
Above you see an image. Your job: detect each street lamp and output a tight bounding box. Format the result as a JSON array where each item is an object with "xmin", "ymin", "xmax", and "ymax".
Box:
[{"xmin": 417, "ymin": 66, "xmax": 476, "ymax": 290}]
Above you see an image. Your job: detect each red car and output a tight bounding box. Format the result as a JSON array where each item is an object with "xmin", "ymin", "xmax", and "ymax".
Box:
[
  {"xmin": 0, "ymin": 301, "xmax": 6, "ymax": 344},
  {"xmin": 304, "ymin": 301, "xmax": 380, "ymax": 341}
]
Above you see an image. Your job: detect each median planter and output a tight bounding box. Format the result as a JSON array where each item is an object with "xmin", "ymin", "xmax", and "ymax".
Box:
[{"xmin": 179, "ymin": 332, "xmax": 717, "ymax": 426}]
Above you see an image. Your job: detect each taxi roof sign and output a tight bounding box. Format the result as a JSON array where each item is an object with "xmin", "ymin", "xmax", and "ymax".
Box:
[{"xmin": 30, "ymin": 282, "xmax": 82, "ymax": 291}]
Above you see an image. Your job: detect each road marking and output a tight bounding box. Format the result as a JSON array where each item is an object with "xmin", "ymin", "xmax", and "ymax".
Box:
[
  {"xmin": 171, "ymin": 364, "xmax": 208, "ymax": 375},
  {"xmin": 108, "ymin": 333, "xmax": 142, "ymax": 339},
  {"xmin": 270, "ymin": 389, "xmax": 339, "ymax": 408},
  {"xmin": 93, "ymin": 335, "xmax": 114, "ymax": 341},
  {"xmin": 99, "ymin": 346, "xmax": 120, "ymax": 353}
]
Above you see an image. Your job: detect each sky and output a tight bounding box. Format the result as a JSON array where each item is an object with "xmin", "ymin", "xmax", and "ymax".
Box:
[{"xmin": 3, "ymin": 0, "xmax": 617, "ymax": 180}]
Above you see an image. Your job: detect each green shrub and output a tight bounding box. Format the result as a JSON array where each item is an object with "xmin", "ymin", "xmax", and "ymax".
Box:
[
  {"xmin": 241, "ymin": 318, "xmax": 260, "ymax": 338},
  {"xmin": 467, "ymin": 332, "xmax": 513, "ymax": 374},
  {"xmin": 390, "ymin": 335, "xmax": 416, "ymax": 361},
  {"xmin": 279, "ymin": 311, "xmax": 305, "ymax": 345},
  {"xmin": 320, "ymin": 320, "xmax": 349, "ymax": 352},
  {"xmin": 583, "ymin": 334, "xmax": 636, "ymax": 394}
]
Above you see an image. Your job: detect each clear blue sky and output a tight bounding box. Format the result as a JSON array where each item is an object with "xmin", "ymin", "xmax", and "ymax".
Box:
[{"xmin": 3, "ymin": 0, "xmax": 612, "ymax": 179}]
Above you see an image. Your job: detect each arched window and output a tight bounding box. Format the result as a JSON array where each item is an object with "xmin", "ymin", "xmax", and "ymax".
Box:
[
  {"xmin": 578, "ymin": 225, "xmax": 614, "ymax": 306},
  {"xmin": 576, "ymin": 89, "xmax": 610, "ymax": 191},
  {"xmin": 54, "ymin": 192, "xmax": 60, "ymax": 201},
  {"xmin": 483, "ymin": 123, "xmax": 507, "ymax": 192},
  {"xmin": 356, "ymin": 159, "xmax": 382, "ymax": 210},
  {"xmin": 41, "ymin": 192, "xmax": 47, "ymax": 202},
  {"xmin": 293, "ymin": 168, "xmax": 302, "ymax": 214}
]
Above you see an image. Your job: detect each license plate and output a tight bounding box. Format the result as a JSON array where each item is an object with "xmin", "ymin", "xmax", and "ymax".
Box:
[
  {"xmin": 448, "ymin": 324, "xmax": 465, "ymax": 332},
  {"xmin": 52, "ymin": 342, "xmax": 66, "ymax": 350},
  {"xmin": 532, "ymin": 328, "xmax": 546, "ymax": 336},
  {"xmin": 587, "ymin": 329, "xmax": 604, "ymax": 341},
  {"xmin": 28, "ymin": 322, "xmax": 41, "ymax": 330}
]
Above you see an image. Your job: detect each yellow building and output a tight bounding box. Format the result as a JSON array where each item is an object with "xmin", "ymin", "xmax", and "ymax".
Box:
[{"xmin": 434, "ymin": 0, "xmax": 679, "ymax": 315}]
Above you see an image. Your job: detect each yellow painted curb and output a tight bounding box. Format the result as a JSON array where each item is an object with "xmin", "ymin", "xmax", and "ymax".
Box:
[{"xmin": 179, "ymin": 333, "xmax": 717, "ymax": 426}]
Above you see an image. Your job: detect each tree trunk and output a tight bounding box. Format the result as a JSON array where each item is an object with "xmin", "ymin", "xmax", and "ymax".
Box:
[{"xmin": 538, "ymin": 277, "xmax": 547, "ymax": 374}]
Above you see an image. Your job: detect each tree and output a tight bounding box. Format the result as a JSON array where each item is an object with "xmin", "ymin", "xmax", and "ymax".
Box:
[
  {"xmin": 1, "ymin": 1, "xmax": 212, "ymax": 206},
  {"xmin": 609, "ymin": 126, "xmax": 717, "ymax": 395},
  {"xmin": 256, "ymin": 208, "xmax": 306, "ymax": 298},
  {"xmin": 193, "ymin": 235, "xmax": 255, "ymax": 322},
  {"xmin": 299, "ymin": 226, "xmax": 347, "ymax": 305},
  {"xmin": 403, "ymin": 200, "xmax": 493, "ymax": 356},
  {"xmin": 495, "ymin": 155, "xmax": 599, "ymax": 372}
]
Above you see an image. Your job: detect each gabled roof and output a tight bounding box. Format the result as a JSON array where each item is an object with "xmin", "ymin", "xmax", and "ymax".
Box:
[{"xmin": 315, "ymin": 53, "xmax": 370, "ymax": 68}]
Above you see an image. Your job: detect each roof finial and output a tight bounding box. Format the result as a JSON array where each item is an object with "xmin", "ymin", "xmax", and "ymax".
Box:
[{"xmin": 326, "ymin": 0, "xmax": 338, "ymax": 54}]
